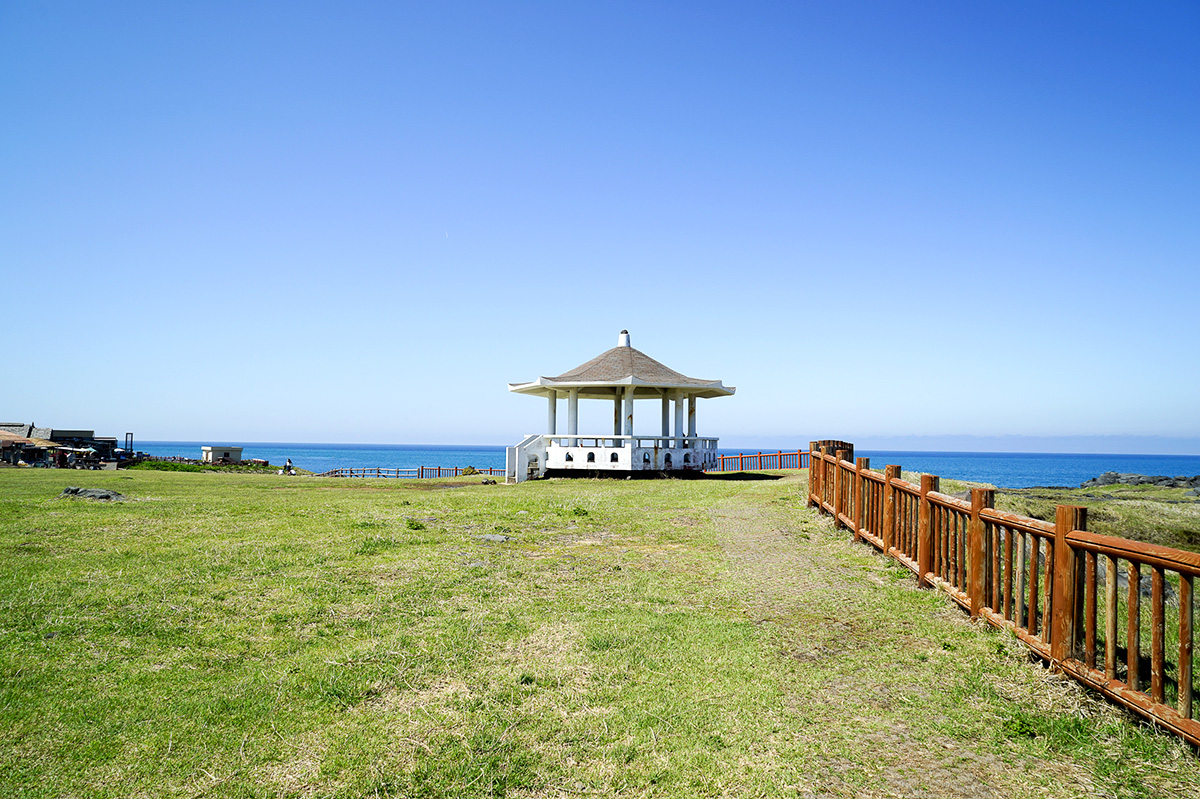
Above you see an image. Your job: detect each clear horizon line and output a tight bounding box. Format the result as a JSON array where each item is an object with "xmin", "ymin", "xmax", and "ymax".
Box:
[{"xmin": 133, "ymin": 434, "xmax": 1200, "ymax": 458}]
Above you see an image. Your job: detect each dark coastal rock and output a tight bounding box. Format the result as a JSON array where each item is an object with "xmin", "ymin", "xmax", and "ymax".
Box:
[
  {"xmin": 61, "ymin": 486, "xmax": 123, "ymax": 501},
  {"xmin": 1080, "ymin": 472, "xmax": 1200, "ymax": 489}
]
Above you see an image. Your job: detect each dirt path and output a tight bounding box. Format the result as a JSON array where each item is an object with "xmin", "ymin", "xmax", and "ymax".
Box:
[{"xmin": 704, "ymin": 476, "xmax": 1149, "ymax": 799}]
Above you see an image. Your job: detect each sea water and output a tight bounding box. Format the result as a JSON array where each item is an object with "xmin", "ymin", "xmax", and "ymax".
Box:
[
  {"xmin": 136, "ymin": 441, "xmax": 1200, "ymax": 489},
  {"xmin": 137, "ymin": 442, "xmax": 509, "ymax": 476},
  {"xmin": 858, "ymin": 450, "xmax": 1200, "ymax": 489}
]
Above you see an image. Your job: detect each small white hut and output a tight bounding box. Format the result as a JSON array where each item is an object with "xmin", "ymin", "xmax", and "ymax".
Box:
[
  {"xmin": 201, "ymin": 446, "xmax": 243, "ymax": 464},
  {"xmin": 506, "ymin": 331, "xmax": 735, "ymax": 482}
]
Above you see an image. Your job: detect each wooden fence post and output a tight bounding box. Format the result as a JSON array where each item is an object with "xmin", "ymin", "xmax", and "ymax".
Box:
[
  {"xmin": 819, "ymin": 445, "xmax": 826, "ymax": 506},
  {"xmin": 1181, "ymin": 576, "xmax": 1194, "ymax": 720},
  {"xmin": 853, "ymin": 457, "xmax": 869, "ymax": 543},
  {"xmin": 833, "ymin": 449, "xmax": 849, "ymax": 528},
  {"xmin": 1051, "ymin": 505, "xmax": 1088, "ymax": 663},
  {"xmin": 969, "ymin": 488, "xmax": 995, "ymax": 616},
  {"xmin": 917, "ymin": 474, "xmax": 939, "ymax": 588},
  {"xmin": 882, "ymin": 465, "xmax": 900, "ymax": 556},
  {"xmin": 807, "ymin": 442, "xmax": 819, "ymax": 507},
  {"xmin": 1152, "ymin": 565, "xmax": 1165, "ymax": 703},
  {"xmin": 819, "ymin": 446, "xmax": 829, "ymax": 509}
]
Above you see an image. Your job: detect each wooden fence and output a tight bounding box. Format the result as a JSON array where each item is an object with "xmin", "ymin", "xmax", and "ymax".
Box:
[
  {"xmin": 807, "ymin": 442, "xmax": 1199, "ymax": 748},
  {"xmin": 710, "ymin": 442, "xmax": 852, "ymax": 473},
  {"xmin": 711, "ymin": 450, "xmax": 811, "ymax": 472},
  {"xmin": 314, "ymin": 466, "xmax": 506, "ymax": 479}
]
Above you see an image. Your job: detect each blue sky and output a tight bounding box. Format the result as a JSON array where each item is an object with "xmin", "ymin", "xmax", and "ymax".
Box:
[{"xmin": 3, "ymin": 2, "xmax": 1197, "ymax": 453}]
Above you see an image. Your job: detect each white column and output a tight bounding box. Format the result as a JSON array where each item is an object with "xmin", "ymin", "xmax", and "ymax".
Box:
[
  {"xmin": 661, "ymin": 393, "xmax": 670, "ymax": 440},
  {"xmin": 623, "ymin": 386, "xmax": 634, "ymax": 438},
  {"xmin": 568, "ymin": 389, "xmax": 579, "ymax": 447},
  {"xmin": 613, "ymin": 390, "xmax": 622, "ymax": 444},
  {"xmin": 547, "ymin": 393, "xmax": 557, "ymax": 436},
  {"xmin": 674, "ymin": 391, "xmax": 685, "ymax": 449},
  {"xmin": 687, "ymin": 395, "xmax": 696, "ymax": 446}
]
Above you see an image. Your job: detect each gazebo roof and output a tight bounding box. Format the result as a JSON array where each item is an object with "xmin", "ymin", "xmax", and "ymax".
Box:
[{"xmin": 509, "ymin": 332, "xmax": 735, "ymax": 400}]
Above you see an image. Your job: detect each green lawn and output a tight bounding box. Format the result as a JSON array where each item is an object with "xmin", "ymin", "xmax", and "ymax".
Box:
[
  {"xmin": 996, "ymin": 483, "xmax": 1200, "ymax": 553},
  {"xmin": 2, "ymin": 469, "xmax": 1198, "ymax": 798}
]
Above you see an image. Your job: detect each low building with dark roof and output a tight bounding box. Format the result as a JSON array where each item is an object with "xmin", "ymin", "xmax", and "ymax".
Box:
[{"xmin": 0, "ymin": 423, "xmax": 118, "ymax": 463}]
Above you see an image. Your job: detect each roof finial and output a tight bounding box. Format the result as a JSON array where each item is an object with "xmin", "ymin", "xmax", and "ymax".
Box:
[{"xmin": 618, "ymin": 330, "xmax": 630, "ymax": 347}]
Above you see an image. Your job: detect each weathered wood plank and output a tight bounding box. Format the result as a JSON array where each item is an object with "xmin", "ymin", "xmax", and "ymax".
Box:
[
  {"xmin": 1129, "ymin": 561, "xmax": 1141, "ymax": 693},
  {"xmin": 1181, "ymin": 575, "xmax": 1194, "ymax": 719},
  {"xmin": 1067, "ymin": 529, "xmax": 1200, "ymax": 578},
  {"xmin": 1106, "ymin": 555, "xmax": 1118, "ymax": 680},
  {"xmin": 1152, "ymin": 566, "xmax": 1165, "ymax": 704},
  {"xmin": 1085, "ymin": 551, "xmax": 1097, "ymax": 670}
]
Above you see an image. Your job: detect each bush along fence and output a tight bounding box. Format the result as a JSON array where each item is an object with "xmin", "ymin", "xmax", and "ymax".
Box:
[
  {"xmin": 807, "ymin": 442, "xmax": 1199, "ymax": 748},
  {"xmin": 313, "ymin": 466, "xmax": 507, "ymax": 479}
]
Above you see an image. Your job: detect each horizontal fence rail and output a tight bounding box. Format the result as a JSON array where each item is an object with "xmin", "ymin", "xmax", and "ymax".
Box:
[
  {"xmin": 710, "ymin": 449, "xmax": 811, "ymax": 472},
  {"xmin": 542, "ymin": 435, "xmax": 719, "ymax": 450},
  {"xmin": 314, "ymin": 466, "xmax": 506, "ymax": 479},
  {"xmin": 806, "ymin": 441, "xmax": 1200, "ymax": 748}
]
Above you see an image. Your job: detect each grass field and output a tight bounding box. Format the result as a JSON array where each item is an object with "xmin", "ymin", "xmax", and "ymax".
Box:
[
  {"xmin": 2, "ymin": 468, "xmax": 1199, "ymax": 798},
  {"xmin": 995, "ymin": 484, "xmax": 1200, "ymax": 553}
]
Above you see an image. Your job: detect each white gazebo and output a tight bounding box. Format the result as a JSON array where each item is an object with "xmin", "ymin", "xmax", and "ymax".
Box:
[{"xmin": 506, "ymin": 331, "xmax": 735, "ymax": 482}]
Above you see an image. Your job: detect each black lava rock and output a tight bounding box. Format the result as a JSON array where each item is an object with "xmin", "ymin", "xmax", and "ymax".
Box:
[{"xmin": 61, "ymin": 487, "xmax": 124, "ymax": 501}]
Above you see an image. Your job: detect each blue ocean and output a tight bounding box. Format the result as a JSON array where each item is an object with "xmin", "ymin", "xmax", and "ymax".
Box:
[
  {"xmin": 136, "ymin": 442, "xmax": 509, "ymax": 476},
  {"xmin": 857, "ymin": 450, "xmax": 1200, "ymax": 489},
  {"xmin": 136, "ymin": 441, "xmax": 1200, "ymax": 489}
]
